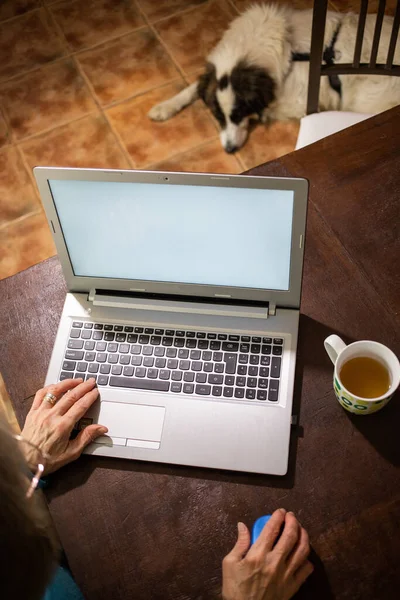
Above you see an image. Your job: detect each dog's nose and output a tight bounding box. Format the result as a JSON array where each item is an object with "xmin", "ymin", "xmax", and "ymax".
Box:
[{"xmin": 225, "ymin": 142, "xmax": 238, "ymax": 154}]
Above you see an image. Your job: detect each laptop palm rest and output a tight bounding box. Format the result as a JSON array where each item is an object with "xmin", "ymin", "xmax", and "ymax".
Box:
[{"xmin": 90, "ymin": 401, "xmax": 165, "ymax": 449}]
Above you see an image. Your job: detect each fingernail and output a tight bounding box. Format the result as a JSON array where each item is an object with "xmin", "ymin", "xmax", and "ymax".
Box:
[
  {"xmin": 237, "ymin": 522, "xmax": 246, "ymax": 534},
  {"xmin": 99, "ymin": 426, "xmax": 108, "ymax": 434},
  {"xmin": 88, "ymin": 377, "xmax": 96, "ymax": 383},
  {"xmin": 288, "ymin": 511, "xmax": 295, "ymax": 515},
  {"xmin": 278, "ymin": 508, "xmax": 286, "ymax": 515}
]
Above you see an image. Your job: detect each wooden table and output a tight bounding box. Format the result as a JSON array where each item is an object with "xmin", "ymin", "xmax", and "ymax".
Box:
[{"xmin": 1, "ymin": 106, "xmax": 399, "ymax": 600}]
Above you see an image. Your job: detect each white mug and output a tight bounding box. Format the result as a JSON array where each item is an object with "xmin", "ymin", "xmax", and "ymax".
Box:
[{"xmin": 324, "ymin": 335, "xmax": 400, "ymax": 415}]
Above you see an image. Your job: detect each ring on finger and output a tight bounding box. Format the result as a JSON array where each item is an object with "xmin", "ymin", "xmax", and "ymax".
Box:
[{"xmin": 43, "ymin": 392, "xmax": 58, "ymax": 406}]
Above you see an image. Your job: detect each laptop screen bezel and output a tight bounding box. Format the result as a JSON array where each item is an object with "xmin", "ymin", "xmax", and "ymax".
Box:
[{"xmin": 34, "ymin": 167, "xmax": 308, "ymax": 309}]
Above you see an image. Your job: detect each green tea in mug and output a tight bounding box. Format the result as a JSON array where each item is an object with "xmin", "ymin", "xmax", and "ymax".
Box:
[{"xmin": 340, "ymin": 356, "xmax": 390, "ymax": 399}]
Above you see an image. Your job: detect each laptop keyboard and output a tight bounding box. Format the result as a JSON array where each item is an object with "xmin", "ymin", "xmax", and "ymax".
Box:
[{"xmin": 60, "ymin": 322, "xmax": 284, "ymax": 403}]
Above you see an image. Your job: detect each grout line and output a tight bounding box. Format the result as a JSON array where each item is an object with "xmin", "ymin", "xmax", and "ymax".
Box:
[
  {"xmin": 15, "ymin": 144, "xmax": 42, "ymax": 202},
  {"xmin": 101, "ymin": 75, "xmax": 184, "ymax": 111},
  {"xmin": 0, "ymin": 5, "xmax": 43, "ymax": 27},
  {"xmin": 71, "ymin": 56, "xmax": 136, "ymax": 168},
  {"xmin": 235, "ymin": 152, "xmax": 246, "ymax": 172},
  {"xmin": 0, "ymin": 207, "xmax": 43, "ymax": 233},
  {"xmin": 226, "ymin": 0, "xmax": 240, "ymax": 16},
  {"xmin": 147, "ymin": 2, "xmax": 217, "ymax": 27},
  {"xmin": 13, "ymin": 108, "xmax": 98, "ymax": 144},
  {"xmin": 143, "ymin": 136, "xmax": 221, "ymax": 170}
]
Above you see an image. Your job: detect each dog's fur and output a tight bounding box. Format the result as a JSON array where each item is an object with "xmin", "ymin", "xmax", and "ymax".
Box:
[{"xmin": 148, "ymin": 3, "xmax": 400, "ymax": 152}]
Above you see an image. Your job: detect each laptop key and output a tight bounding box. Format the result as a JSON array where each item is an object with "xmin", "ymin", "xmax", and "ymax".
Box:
[
  {"xmin": 271, "ymin": 357, "xmax": 281, "ymax": 378},
  {"xmin": 148, "ymin": 369, "xmax": 159, "ymax": 379},
  {"xmin": 238, "ymin": 365, "xmax": 247, "ymax": 375},
  {"xmin": 179, "ymin": 360, "xmax": 190, "ymax": 370},
  {"xmin": 108, "ymin": 343, "xmax": 118, "ymax": 352},
  {"xmin": 251, "ymin": 344, "xmax": 260, "ymax": 353},
  {"xmin": 150, "ymin": 336, "xmax": 161, "ymax": 345},
  {"xmin": 143, "ymin": 357, "xmax": 154, "ymax": 367},
  {"xmin": 257, "ymin": 390, "xmax": 267, "ymax": 401},
  {"xmin": 207, "ymin": 333, "xmax": 217, "ymax": 339},
  {"xmin": 111, "ymin": 365, "xmax": 122, "ymax": 375},
  {"xmin": 198, "ymin": 340, "xmax": 208, "ymax": 349},
  {"xmin": 224, "ymin": 353, "xmax": 237, "ymax": 374},
  {"xmin": 196, "ymin": 373, "xmax": 206, "ymax": 383},
  {"xmin": 178, "ymin": 349, "xmax": 189, "ymax": 359},
  {"xmin": 120, "ymin": 355, "xmax": 130, "ymax": 365},
  {"xmin": 247, "ymin": 377, "xmax": 257, "ymax": 388},
  {"xmin": 229, "ymin": 335, "xmax": 240, "ymax": 341},
  {"xmin": 135, "ymin": 367, "xmax": 146, "ymax": 377},
  {"xmin": 223, "ymin": 387, "xmax": 233, "ymax": 397},
  {"xmin": 175, "ymin": 331, "xmax": 185, "ymax": 337},
  {"xmin": 250, "ymin": 355, "xmax": 259, "ymax": 365},
  {"xmin": 155, "ymin": 357, "xmax": 166, "ymax": 368},
  {"xmin": 65, "ymin": 350, "xmax": 84, "ymax": 360},
  {"xmin": 192, "ymin": 361, "xmax": 202, "ymax": 371},
  {"xmin": 212, "ymin": 386, "xmax": 222, "ymax": 397},
  {"xmin": 96, "ymin": 353, "xmax": 107, "ymax": 363},
  {"xmin": 162, "ymin": 336, "xmax": 173, "ymax": 346},
  {"xmin": 261, "ymin": 356, "xmax": 271, "ymax": 366},
  {"xmin": 186, "ymin": 331, "xmax": 195, "ymax": 338},
  {"xmin": 259, "ymin": 378, "xmax": 268, "ymax": 389},
  {"xmin": 93, "ymin": 331, "xmax": 103, "ymax": 340},
  {"xmin": 70, "ymin": 329, "xmax": 80, "ymax": 338},
  {"xmin": 186, "ymin": 339, "xmax": 197, "ymax": 348},
  {"xmin": 190, "ymin": 350, "xmax": 201, "ymax": 360},
  {"xmin": 268, "ymin": 381, "xmax": 279, "ymax": 402},
  {"xmin": 222, "ymin": 342, "xmax": 239, "ymax": 352},
  {"xmin": 174, "ymin": 338, "xmax": 185, "ymax": 348},
  {"xmin": 119, "ymin": 344, "xmax": 129, "ymax": 354},
  {"xmin": 239, "ymin": 354, "xmax": 248, "ymax": 364},
  {"xmin": 218, "ymin": 334, "xmax": 227, "ymax": 340},
  {"xmin": 234, "ymin": 388, "xmax": 245, "ymax": 398},
  {"xmin": 62, "ymin": 360, "xmax": 76, "ymax": 371},
  {"xmin": 123, "ymin": 366, "xmax": 134, "ymax": 376},
  {"xmin": 240, "ymin": 343, "xmax": 250, "ymax": 353},
  {"xmin": 196, "ymin": 384, "xmax": 211, "ymax": 395},
  {"xmin": 172, "ymin": 371, "xmax": 182, "ymax": 381},
  {"xmin": 210, "ymin": 341, "xmax": 221, "ymax": 350},
  {"xmin": 262, "ymin": 345, "xmax": 272, "ymax": 355},
  {"xmin": 81, "ymin": 330, "xmax": 92, "ymax": 340},
  {"xmin": 104, "ymin": 332, "xmax": 115, "ymax": 341},
  {"xmin": 59, "ymin": 371, "xmax": 72, "ymax": 380},
  {"xmin": 96, "ymin": 341, "xmax": 106, "ymax": 351},
  {"xmin": 68, "ymin": 339, "xmax": 84, "ymax": 349},
  {"xmin": 97, "ymin": 375, "xmax": 109, "ymax": 386},
  {"xmin": 208, "ymin": 374, "xmax": 223, "ymax": 385},
  {"xmin": 236, "ymin": 377, "xmax": 246, "ymax": 387},
  {"xmin": 144, "ymin": 328, "xmax": 154, "ymax": 334},
  {"xmin": 166, "ymin": 348, "xmax": 177, "ymax": 358},
  {"xmin": 124, "ymin": 326, "xmax": 133, "ymax": 333},
  {"xmin": 104, "ymin": 325, "xmax": 113, "ymax": 330},
  {"xmin": 127, "ymin": 334, "xmax": 138, "ymax": 343},
  {"xmin": 139, "ymin": 335, "xmax": 149, "ymax": 344},
  {"xmin": 196, "ymin": 332, "xmax": 206, "ymax": 339},
  {"xmin": 100, "ymin": 364, "xmax": 110, "ymax": 374},
  {"xmin": 260, "ymin": 367, "xmax": 269, "ymax": 377},
  {"xmin": 108, "ymin": 354, "xmax": 118, "ymax": 364},
  {"xmin": 171, "ymin": 382, "xmax": 182, "ymax": 393},
  {"xmin": 143, "ymin": 346, "xmax": 153, "ymax": 356},
  {"xmin": 183, "ymin": 383, "xmax": 194, "ymax": 394},
  {"xmin": 274, "ymin": 338, "xmax": 283, "ymax": 345},
  {"xmin": 246, "ymin": 389, "xmax": 256, "ymax": 400},
  {"xmin": 160, "ymin": 369, "xmax": 170, "ymax": 380},
  {"xmin": 84, "ymin": 323, "xmax": 93, "ymax": 329},
  {"xmin": 84, "ymin": 341, "xmax": 95, "ymax": 350},
  {"xmin": 183, "ymin": 372, "xmax": 195, "ymax": 382},
  {"xmin": 225, "ymin": 376, "xmax": 234, "ymax": 386},
  {"xmin": 72, "ymin": 321, "xmax": 83, "ymax": 328},
  {"xmin": 134, "ymin": 327, "xmax": 143, "ymax": 333},
  {"xmin": 114, "ymin": 325, "xmax": 123, "ymax": 332},
  {"xmin": 241, "ymin": 336, "xmax": 250, "ymax": 342},
  {"xmin": 263, "ymin": 337, "xmax": 272, "ymax": 344},
  {"xmin": 116, "ymin": 333, "xmax": 126, "ymax": 342},
  {"xmin": 213, "ymin": 352, "xmax": 223, "ymax": 362},
  {"xmin": 154, "ymin": 329, "xmax": 164, "ymax": 335},
  {"xmin": 110, "ymin": 377, "xmax": 170, "ymax": 392},
  {"xmin": 154, "ymin": 347, "xmax": 165, "ymax": 357},
  {"xmin": 131, "ymin": 344, "xmax": 142, "ymax": 355},
  {"xmin": 202, "ymin": 351, "xmax": 212, "ymax": 361},
  {"xmin": 248, "ymin": 366, "xmax": 258, "ymax": 376},
  {"xmin": 214, "ymin": 363, "xmax": 224, "ymax": 373},
  {"xmin": 165, "ymin": 330, "xmax": 175, "ymax": 336},
  {"xmin": 85, "ymin": 352, "xmax": 96, "ymax": 361},
  {"xmin": 273, "ymin": 346, "xmax": 283, "ymax": 356},
  {"xmin": 167, "ymin": 359, "xmax": 178, "ymax": 369},
  {"xmin": 88, "ymin": 363, "xmax": 99, "ymax": 373}
]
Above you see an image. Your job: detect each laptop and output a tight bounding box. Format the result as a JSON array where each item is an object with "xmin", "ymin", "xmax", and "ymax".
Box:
[{"xmin": 34, "ymin": 167, "xmax": 308, "ymax": 475}]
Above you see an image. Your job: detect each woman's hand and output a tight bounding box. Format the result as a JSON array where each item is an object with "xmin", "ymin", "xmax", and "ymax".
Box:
[
  {"xmin": 222, "ymin": 509, "xmax": 313, "ymax": 600},
  {"xmin": 21, "ymin": 378, "xmax": 107, "ymax": 475}
]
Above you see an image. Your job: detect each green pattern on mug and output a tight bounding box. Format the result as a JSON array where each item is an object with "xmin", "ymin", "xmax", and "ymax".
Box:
[
  {"xmin": 334, "ymin": 378, "xmax": 341, "ymax": 390},
  {"xmin": 354, "ymin": 404, "xmax": 368, "ymax": 411},
  {"xmin": 341, "ymin": 396, "xmax": 352, "ymax": 407}
]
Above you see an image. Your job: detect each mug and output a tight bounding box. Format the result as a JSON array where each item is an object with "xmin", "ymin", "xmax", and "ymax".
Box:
[{"xmin": 324, "ymin": 335, "xmax": 400, "ymax": 415}]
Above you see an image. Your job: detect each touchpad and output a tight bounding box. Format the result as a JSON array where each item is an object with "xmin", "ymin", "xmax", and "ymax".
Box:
[{"xmin": 97, "ymin": 402, "xmax": 165, "ymax": 442}]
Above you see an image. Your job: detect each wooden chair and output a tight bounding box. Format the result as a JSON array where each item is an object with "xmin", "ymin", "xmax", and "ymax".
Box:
[{"xmin": 296, "ymin": 0, "xmax": 400, "ymax": 148}]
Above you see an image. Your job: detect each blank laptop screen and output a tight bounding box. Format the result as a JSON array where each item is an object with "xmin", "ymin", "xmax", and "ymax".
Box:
[{"xmin": 49, "ymin": 180, "xmax": 294, "ymax": 291}]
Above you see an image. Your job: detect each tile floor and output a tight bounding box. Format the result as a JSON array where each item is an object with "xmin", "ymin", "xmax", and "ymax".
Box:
[{"xmin": 0, "ymin": 0, "xmax": 397, "ymax": 279}]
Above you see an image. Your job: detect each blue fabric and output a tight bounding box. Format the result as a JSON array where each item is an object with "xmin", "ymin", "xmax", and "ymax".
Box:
[{"xmin": 43, "ymin": 566, "xmax": 85, "ymax": 600}]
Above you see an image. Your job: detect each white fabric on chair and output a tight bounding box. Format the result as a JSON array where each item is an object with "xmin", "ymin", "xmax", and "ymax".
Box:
[{"xmin": 295, "ymin": 111, "xmax": 375, "ymax": 149}]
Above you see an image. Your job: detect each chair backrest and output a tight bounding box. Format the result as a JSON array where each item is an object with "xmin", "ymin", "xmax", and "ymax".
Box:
[{"xmin": 307, "ymin": 0, "xmax": 400, "ymax": 114}]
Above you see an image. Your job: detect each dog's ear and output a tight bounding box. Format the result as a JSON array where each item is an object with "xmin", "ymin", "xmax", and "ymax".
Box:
[
  {"xmin": 197, "ymin": 63, "xmax": 217, "ymax": 106},
  {"xmin": 230, "ymin": 62, "xmax": 275, "ymax": 113}
]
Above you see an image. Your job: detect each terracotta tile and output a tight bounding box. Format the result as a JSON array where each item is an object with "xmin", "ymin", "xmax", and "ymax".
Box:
[
  {"xmin": 232, "ymin": 0, "xmax": 315, "ymax": 12},
  {"xmin": 21, "ymin": 113, "xmax": 131, "ymax": 169},
  {"xmin": 0, "ymin": 59, "xmax": 97, "ymax": 141},
  {"xmin": 0, "ymin": 9, "xmax": 65, "ymax": 83},
  {"xmin": 50, "ymin": 0, "xmax": 144, "ymax": 52},
  {"xmin": 238, "ymin": 120, "xmax": 300, "ymax": 171},
  {"xmin": 0, "ymin": 109, "xmax": 10, "ymax": 148},
  {"xmin": 154, "ymin": 0, "xmax": 236, "ymax": 73},
  {"xmin": 0, "ymin": 211, "xmax": 56, "ymax": 280},
  {"xmin": 107, "ymin": 82, "xmax": 217, "ymax": 168},
  {"xmin": 329, "ymin": 0, "xmax": 398, "ymax": 14},
  {"xmin": 0, "ymin": 146, "xmax": 41, "ymax": 226},
  {"xmin": 148, "ymin": 138, "xmax": 242, "ymax": 173},
  {"xmin": 0, "ymin": 0, "xmax": 42, "ymax": 22},
  {"xmin": 78, "ymin": 28, "xmax": 179, "ymax": 106},
  {"xmin": 137, "ymin": 0, "xmax": 208, "ymax": 22}
]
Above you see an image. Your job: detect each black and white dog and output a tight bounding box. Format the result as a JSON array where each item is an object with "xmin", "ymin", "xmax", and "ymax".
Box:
[{"xmin": 148, "ymin": 3, "xmax": 400, "ymax": 152}]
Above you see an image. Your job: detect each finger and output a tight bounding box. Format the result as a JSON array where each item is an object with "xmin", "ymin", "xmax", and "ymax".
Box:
[
  {"xmin": 34, "ymin": 379, "xmax": 83, "ymax": 410},
  {"xmin": 273, "ymin": 512, "xmax": 300, "ymax": 559},
  {"xmin": 227, "ymin": 522, "xmax": 251, "ymax": 561},
  {"xmin": 54, "ymin": 378, "xmax": 97, "ymax": 415},
  {"xmin": 66, "ymin": 424, "xmax": 108, "ymax": 460},
  {"xmin": 286, "ymin": 527, "xmax": 310, "ymax": 574},
  {"xmin": 247, "ymin": 508, "xmax": 286, "ymax": 556},
  {"xmin": 293, "ymin": 560, "xmax": 314, "ymax": 590},
  {"xmin": 63, "ymin": 387, "xmax": 100, "ymax": 425}
]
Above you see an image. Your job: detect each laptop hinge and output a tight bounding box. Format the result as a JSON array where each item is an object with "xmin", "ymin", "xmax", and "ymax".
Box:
[{"xmin": 88, "ymin": 289, "xmax": 273, "ymax": 319}]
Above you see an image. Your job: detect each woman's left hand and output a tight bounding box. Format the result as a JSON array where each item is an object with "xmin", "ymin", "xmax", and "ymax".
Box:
[{"xmin": 21, "ymin": 378, "xmax": 108, "ymax": 475}]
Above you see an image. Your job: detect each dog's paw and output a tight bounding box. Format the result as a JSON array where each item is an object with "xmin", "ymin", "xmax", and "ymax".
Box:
[{"xmin": 148, "ymin": 102, "xmax": 175, "ymax": 121}]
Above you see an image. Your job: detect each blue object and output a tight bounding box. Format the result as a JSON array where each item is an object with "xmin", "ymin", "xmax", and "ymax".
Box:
[
  {"xmin": 251, "ymin": 515, "xmax": 272, "ymax": 545},
  {"xmin": 43, "ymin": 566, "xmax": 85, "ymax": 600}
]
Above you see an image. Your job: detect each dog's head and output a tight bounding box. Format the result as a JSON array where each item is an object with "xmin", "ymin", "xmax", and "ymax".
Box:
[{"xmin": 198, "ymin": 61, "xmax": 275, "ymax": 153}]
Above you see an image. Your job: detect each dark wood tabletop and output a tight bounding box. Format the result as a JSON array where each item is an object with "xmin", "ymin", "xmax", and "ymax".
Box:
[{"xmin": 1, "ymin": 106, "xmax": 399, "ymax": 600}]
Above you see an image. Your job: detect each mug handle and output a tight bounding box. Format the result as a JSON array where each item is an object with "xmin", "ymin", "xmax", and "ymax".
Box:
[{"xmin": 324, "ymin": 335, "xmax": 347, "ymax": 365}]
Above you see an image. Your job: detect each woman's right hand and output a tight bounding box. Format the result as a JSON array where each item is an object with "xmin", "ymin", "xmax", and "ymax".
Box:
[{"xmin": 222, "ymin": 509, "xmax": 313, "ymax": 600}]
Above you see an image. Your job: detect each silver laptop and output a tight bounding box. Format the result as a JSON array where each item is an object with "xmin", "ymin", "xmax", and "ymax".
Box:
[{"xmin": 34, "ymin": 167, "xmax": 308, "ymax": 475}]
